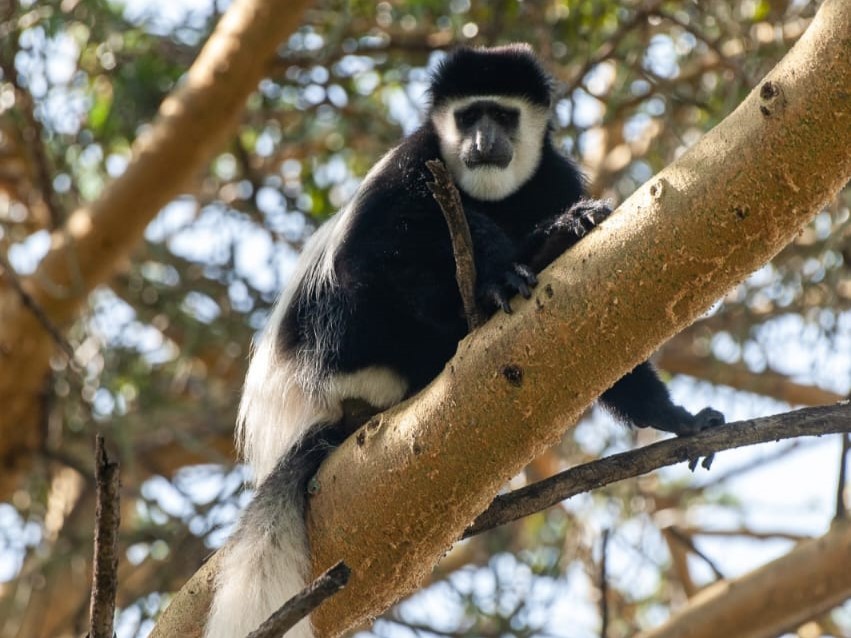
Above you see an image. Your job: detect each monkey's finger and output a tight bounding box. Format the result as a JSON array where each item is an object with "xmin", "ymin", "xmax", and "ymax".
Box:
[
  {"xmin": 514, "ymin": 264, "xmax": 538, "ymax": 288},
  {"xmin": 482, "ymin": 285, "xmax": 511, "ymax": 315},
  {"xmin": 498, "ymin": 298, "xmax": 513, "ymax": 314},
  {"xmin": 505, "ymin": 272, "xmax": 532, "ymax": 299}
]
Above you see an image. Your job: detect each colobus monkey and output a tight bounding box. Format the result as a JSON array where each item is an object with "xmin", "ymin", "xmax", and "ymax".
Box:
[{"xmin": 204, "ymin": 44, "xmax": 724, "ymax": 638}]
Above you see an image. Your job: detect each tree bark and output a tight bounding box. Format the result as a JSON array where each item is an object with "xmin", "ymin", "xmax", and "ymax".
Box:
[
  {"xmin": 0, "ymin": 0, "xmax": 314, "ymax": 500},
  {"xmin": 635, "ymin": 520, "xmax": 851, "ymax": 638},
  {"xmin": 306, "ymin": 0, "xmax": 851, "ymax": 633}
]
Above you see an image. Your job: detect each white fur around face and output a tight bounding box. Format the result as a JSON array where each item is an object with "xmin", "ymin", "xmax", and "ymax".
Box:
[{"xmin": 431, "ymin": 95, "xmax": 550, "ymax": 201}]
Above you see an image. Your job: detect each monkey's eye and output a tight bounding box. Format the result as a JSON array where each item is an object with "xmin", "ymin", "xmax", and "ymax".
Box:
[
  {"xmin": 455, "ymin": 108, "xmax": 480, "ymax": 130},
  {"xmin": 492, "ymin": 108, "xmax": 519, "ymax": 129}
]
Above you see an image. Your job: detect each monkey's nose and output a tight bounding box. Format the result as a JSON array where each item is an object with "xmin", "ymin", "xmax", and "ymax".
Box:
[
  {"xmin": 474, "ymin": 127, "xmax": 495, "ymax": 155},
  {"xmin": 466, "ymin": 119, "xmax": 512, "ymax": 168}
]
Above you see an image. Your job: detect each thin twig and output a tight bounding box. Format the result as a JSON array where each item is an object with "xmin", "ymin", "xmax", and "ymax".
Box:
[
  {"xmin": 600, "ymin": 528, "xmax": 610, "ymax": 638},
  {"xmin": 666, "ymin": 526, "xmax": 725, "ymax": 580},
  {"xmin": 563, "ymin": 0, "xmax": 665, "ymax": 97},
  {"xmin": 246, "ymin": 561, "xmax": 351, "ymax": 638},
  {"xmin": 836, "ymin": 432, "xmax": 850, "ymax": 520},
  {"xmin": 0, "ymin": 6, "xmax": 64, "ymax": 229},
  {"xmin": 425, "ymin": 159, "xmax": 485, "ymax": 330},
  {"xmin": 0, "ymin": 252, "xmax": 78, "ymax": 365},
  {"xmin": 88, "ymin": 434, "xmax": 121, "ymax": 638},
  {"xmin": 464, "ymin": 403, "xmax": 851, "ymax": 538}
]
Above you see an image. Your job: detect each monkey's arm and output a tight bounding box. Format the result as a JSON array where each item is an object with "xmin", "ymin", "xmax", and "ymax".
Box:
[
  {"xmin": 466, "ymin": 209, "xmax": 537, "ymax": 314},
  {"xmin": 515, "ymin": 200, "xmax": 724, "ymax": 436},
  {"xmin": 601, "ymin": 362, "xmax": 725, "ymax": 435}
]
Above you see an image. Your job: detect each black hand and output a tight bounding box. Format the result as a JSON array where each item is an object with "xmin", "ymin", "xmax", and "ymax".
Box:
[{"xmin": 478, "ymin": 263, "xmax": 538, "ymax": 314}]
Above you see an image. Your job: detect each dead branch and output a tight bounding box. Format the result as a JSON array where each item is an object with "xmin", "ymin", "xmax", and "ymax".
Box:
[
  {"xmin": 87, "ymin": 434, "xmax": 121, "ymax": 638},
  {"xmin": 465, "ymin": 404, "xmax": 851, "ymax": 538},
  {"xmin": 426, "ymin": 159, "xmax": 485, "ymax": 330}
]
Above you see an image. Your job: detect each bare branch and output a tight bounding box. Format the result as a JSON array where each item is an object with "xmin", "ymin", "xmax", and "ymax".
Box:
[
  {"xmin": 88, "ymin": 434, "xmax": 121, "ymax": 638},
  {"xmin": 465, "ymin": 404, "xmax": 851, "ymax": 538},
  {"xmin": 666, "ymin": 526, "xmax": 725, "ymax": 581},
  {"xmin": 0, "ymin": 253, "xmax": 78, "ymax": 365},
  {"xmin": 426, "ymin": 159, "xmax": 485, "ymax": 330},
  {"xmin": 600, "ymin": 528, "xmax": 610, "ymax": 638},
  {"xmin": 836, "ymin": 432, "xmax": 850, "ymax": 520}
]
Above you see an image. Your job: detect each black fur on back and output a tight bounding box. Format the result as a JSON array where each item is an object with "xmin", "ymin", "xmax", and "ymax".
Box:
[{"xmin": 428, "ymin": 44, "xmax": 554, "ymax": 109}]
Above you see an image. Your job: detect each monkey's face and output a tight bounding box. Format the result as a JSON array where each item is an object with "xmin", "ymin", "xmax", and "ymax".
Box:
[
  {"xmin": 454, "ymin": 100, "xmax": 517, "ymax": 169},
  {"xmin": 432, "ymin": 96, "xmax": 549, "ymax": 202}
]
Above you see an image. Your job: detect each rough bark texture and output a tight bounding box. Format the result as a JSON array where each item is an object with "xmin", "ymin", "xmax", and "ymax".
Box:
[
  {"xmin": 635, "ymin": 519, "xmax": 851, "ymax": 638},
  {"xmin": 88, "ymin": 435, "xmax": 121, "ymax": 638},
  {"xmin": 0, "ymin": 0, "xmax": 313, "ymax": 500},
  {"xmin": 149, "ymin": 553, "xmax": 222, "ymax": 638},
  {"xmin": 304, "ymin": 1, "xmax": 851, "ymax": 633}
]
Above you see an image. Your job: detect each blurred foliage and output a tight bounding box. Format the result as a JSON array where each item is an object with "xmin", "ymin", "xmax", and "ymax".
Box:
[{"xmin": 1, "ymin": 1, "xmax": 849, "ymax": 637}]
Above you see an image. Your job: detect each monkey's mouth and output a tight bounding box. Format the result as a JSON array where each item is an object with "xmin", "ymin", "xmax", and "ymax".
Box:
[
  {"xmin": 463, "ymin": 152, "xmax": 512, "ymax": 170},
  {"xmin": 461, "ymin": 132, "xmax": 513, "ymax": 169}
]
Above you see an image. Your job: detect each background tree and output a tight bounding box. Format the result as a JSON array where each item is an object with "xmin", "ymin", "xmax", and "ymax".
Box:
[{"xmin": 0, "ymin": 1, "xmax": 849, "ymax": 637}]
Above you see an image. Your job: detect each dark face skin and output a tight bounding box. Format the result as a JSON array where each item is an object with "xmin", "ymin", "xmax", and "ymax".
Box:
[{"xmin": 454, "ymin": 100, "xmax": 520, "ymax": 169}]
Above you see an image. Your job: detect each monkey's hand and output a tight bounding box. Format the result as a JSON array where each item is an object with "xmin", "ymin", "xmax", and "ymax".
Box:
[
  {"xmin": 466, "ymin": 209, "xmax": 538, "ymax": 315},
  {"xmin": 665, "ymin": 406, "xmax": 726, "ymax": 470},
  {"xmin": 666, "ymin": 406, "xmax": 726, "ymax": 436},
  {"xmin": 565, "ymin": 198, "xmax": 613, "ymax": 237},
  {"xmin": 522, "ymin": 199, "xmax": 613, "ymax": 272},
  {"xmin": 476, "ymin": 262, "xmax": 538, "ymax": 315}
]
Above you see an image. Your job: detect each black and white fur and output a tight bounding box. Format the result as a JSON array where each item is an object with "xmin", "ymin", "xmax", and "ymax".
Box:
[{"xmin": 204, "ymin": 44, "xmax": 724, "ymax": 638}]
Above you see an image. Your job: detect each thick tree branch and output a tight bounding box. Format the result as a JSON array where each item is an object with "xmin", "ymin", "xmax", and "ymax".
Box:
[
  {"xmin": 0, "ymin": 0, "xmax": 313, "ymax": 501},
  {"xmin": 465, "ymin": 404, "xmax": 851, "ymax": 538},
  {"xmin": 149, "ymin": 553, "xmax": 222, "ymax": 638},
  {"xmin": 635, "ymin": 519, "xmax": 851, "ymax": 638},
  {"xmin": 656, "ymin": 347, "xmax": 845, "ymax": 406}
]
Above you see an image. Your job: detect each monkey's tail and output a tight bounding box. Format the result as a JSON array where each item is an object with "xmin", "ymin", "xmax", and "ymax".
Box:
[{"xmin": 204, "ymin": 427, "xmax": 337, "ymax": 638}]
